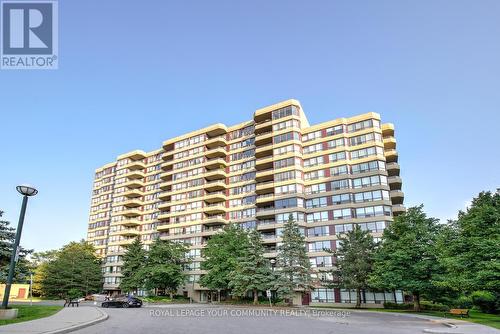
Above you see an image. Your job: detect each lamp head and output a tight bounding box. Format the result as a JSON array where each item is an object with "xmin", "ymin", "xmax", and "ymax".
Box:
[{"xmin": 16, "ymin": 184, "xmax": 38, "ymax": 197}]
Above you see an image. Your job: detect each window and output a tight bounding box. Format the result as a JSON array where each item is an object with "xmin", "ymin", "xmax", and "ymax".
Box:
[
  {"xmin": 305, "ymin": 197, "xmax": 327, "ymax": 208},
  {"xmin": 306, "ymin": 211, "xmax": 329, "ymax": 222},
  {"xmin": 350, "ymin": 146, "xmax": 384, "ymax": 160},
  {"xmin": 347, "ymin": 119, "xmax": 380, "ymax": 133},
  {"xmin": 353, "ymin": 190, "xmax": 390, "ymax": 203},
  {"xmin": 355, "ymin": 205, "xmax": 392, "ymax": 218},
  {"xmin": 330, "ymin": 165, "xmax": 348, "ymax": 176},
  {"xmin": 305, "ymin": 183, "xmax": 327, "ymax": 194},
  {"xmin": 303, "ymin": 130, "xmax": 322, "ymax": 142},
  {"xmin": 325, "ymin": 125, "xmax": 344, "ymax": 136},
  {"xmin": 304, "ymin": 156, "xmax": 324, "ymax": 167},
  {"xmin": 307, "ymin": 226, "xmax": 330, "ymax": 237},
  {"xmin": 310, "ymin": 257, "xmax": 333, "ymax": 268},
  {"xmin": 332, "ymin": 193, "xmax": 351, "ymax": 204},
  {"xmin": 308, "ymin": 241, "xmax": 332, "ymax": 252},
  {"xmin": 351, "ymin": 160, "xmax": 386, "ymax": 174},
  {"xmin": 328, "ymin": 151, "xmax": 346, "ymax": 163},
  {"xmin": 352, "ymin": 175, "xmax": 388, "ymax": 188},
  {"xmin": 312, "ymin": 288, "xmax": 335, "ymax": 303},
  {"xmin": 272, "ymin": 105, "xmax": 300, "ymax": 120},
  {"xmin": 333, "ymin": 208, "xmax": 352, "ymax": 220},
  {"xmin": 335, "ymin": 223, "xmax": 353, "ymax": 234},
  {"xmin": 331, "ymin": 179, "xmax": 350, "ymax": 190}
]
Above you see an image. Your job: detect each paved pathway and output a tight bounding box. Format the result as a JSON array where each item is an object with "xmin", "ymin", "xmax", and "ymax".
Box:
[{"xmin": 0, "ymin": 306, "xmax": 108, "ymax": 334}]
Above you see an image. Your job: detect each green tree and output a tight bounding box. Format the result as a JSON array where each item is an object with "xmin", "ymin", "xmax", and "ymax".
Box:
[
  {"xmin": 229, "ymin": 228, "xmax": 275, "ymax": 304},
  {"xmin": 141, "ymin": 238, "xmax": 187, "ymax": 297},
  {"xmin": 275, "ymin": 214, "xmax": 314, "ymax": 302},
  {"xmin": 369, "ymin": 206, "xmax": 441, "ymax": 311},
  {"xmin": 40, "ymin": 240, "xmax": 102, "ymax": 299},
  {"xmin": 200, "ymin": 224, "xmax": 249, "ymax": 296},
  {"xmin": 31, "ymin": 250, "xmax": 58, "ymax": 297},
  {"xmin": 436, "ymin": 191, "xmax": 500, "ymax": 311},
  {"xmin": 328, "ymin": 225, "xmax": 376, "ymax": 308},
  {"xmin": 0, "ymin": 210, "xmax": 33, "ymax": 283},
  {"xmin": 120, "ymin": 237, "xmax": 147, "ymax": 294}
]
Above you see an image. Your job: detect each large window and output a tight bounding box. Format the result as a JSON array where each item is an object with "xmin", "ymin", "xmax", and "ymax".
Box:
[{"xmin": 312, "ymin": 288, "xmax": 335, "ymax": 303}]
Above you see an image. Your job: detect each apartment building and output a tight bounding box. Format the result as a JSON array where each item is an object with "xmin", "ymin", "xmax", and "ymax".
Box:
[{"xmin": 87, "ymin": 99, "xmax": 404, "ymax": 305}]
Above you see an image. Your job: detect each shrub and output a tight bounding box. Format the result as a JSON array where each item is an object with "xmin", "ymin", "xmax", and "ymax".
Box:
[
  {"xmin": 454, "ymin": 295, "xmax": 473, "ymax": 309},
  {"xmin": 383, "ymin": 302, "xmax": 413, "ymax": 310},
  {"xmin": 471, "ymin": 291, "xmax": 497, "ymax": 314},
  {"xmin": 420, "ymin": 301, "xmax": 449, "ymax": 312}
]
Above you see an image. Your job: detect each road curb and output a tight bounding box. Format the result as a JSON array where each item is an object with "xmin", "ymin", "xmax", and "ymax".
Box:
[
  {"xmin": 423, "ymin": 329, "xmax": 462, "ymax": 334},
  {"xmin": 43, "ymin": 307, "xmax": 109, "ymax": 334}
]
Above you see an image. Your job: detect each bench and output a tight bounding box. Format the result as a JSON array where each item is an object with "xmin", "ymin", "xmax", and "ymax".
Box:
[
  {"xmin": 64, "ymin": 299, "xmax": 80, "ymax": 307},
  {"xmin": 444, "ymin": 309, "xmax": 469, "ymax": 318}
]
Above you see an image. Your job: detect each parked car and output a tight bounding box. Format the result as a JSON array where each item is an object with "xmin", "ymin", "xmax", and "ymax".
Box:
[{"xmin": 101, "ymin": 296, "xmax": 142, "ymax": 308}]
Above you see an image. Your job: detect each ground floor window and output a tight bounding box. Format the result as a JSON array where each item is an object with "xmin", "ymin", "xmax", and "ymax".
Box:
[
  {"xmin": 312, "ymin": 288, "xmax": 335, "ymax": 303},
  {"xmin": 340, "ymin": 289, "xmax": 404, "ymax": 304}
]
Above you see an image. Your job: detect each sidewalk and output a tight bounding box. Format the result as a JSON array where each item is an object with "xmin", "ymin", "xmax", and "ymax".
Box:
[{"xmin": 0, "ymin": 306, "xmax": 108, "ymax": 334}]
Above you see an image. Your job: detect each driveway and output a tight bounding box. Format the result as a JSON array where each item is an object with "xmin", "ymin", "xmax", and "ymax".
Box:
[{"xmin": 68, "ymin": 304, "xmax": 491, "ymax": 334}]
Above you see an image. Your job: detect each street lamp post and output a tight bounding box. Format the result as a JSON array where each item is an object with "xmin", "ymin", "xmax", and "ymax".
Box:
[{"xmin": 1, "ymin": 185, "xmax": 38, "ymax": 309}]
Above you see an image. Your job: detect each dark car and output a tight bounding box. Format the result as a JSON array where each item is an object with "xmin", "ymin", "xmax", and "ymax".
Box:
[{"xmin": 101, "ymin": 296, "xmax": 142, "ymax": 308}]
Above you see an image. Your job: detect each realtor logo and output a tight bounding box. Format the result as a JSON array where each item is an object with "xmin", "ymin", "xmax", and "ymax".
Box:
[{"xmin": 1, "ymin": 0, "xmax": 58, "ymax": 69}]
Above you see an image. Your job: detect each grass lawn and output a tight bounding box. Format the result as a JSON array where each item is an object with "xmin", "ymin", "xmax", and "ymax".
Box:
[
  {"xmin": 0, "ymin": 304, "xmax": 63, "ymax": 326},
  {"xmin": 310, "ymin": 305, "xmax": 500, "ymax": 330}
]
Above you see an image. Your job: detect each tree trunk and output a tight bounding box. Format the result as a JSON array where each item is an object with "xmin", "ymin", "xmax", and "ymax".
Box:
[
  {"xmin": 413, "ymin": 292, "xmax": 421, "ymax": 312},
  {"xmin": 253, "ymin": 289, "xmax": 258, "ymax": 305},
  {"xmin": 355, "ymin": 288, "xmax": 362, "ymax": 308}
]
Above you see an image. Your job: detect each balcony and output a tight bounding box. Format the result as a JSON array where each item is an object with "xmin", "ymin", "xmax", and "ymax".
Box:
[
  {"xmin": 205, "ymin": 180, "xmax": 226, "ymax": 191},
  {"xmin": 255, "ymin": 156, "xmax": 274, "ymax": 170},
  {"xmin": 203, "ymin": 215, "xmax": 228, "ymax": 226},
  {"xmin": 255, "ymin": 207, "xmax": 276, "ymax": 219},
  {"xmin": 388, "ymin": 176, "xmax": 402, "ymax": 190},
  {"xmin": 158, "ymin": 191, "xmax": 171, "ymax": 201},
  {"xmin": 204, "ymin": 203, "xmax": 227, "ymax": 215},
  {"xmin": 256, "ymin": 194, "xmax": 274, "ymax": 205},
  {"xmin": 204, "ymin": 191, "xmax": 226, "ymax": 203},
  {"xmin": 122, "ymin": 208, "xmax": 142, "ymax": 217},
  {"xmin": 254, "ymin": 131, "xmax": 273, "ymax": 146},
  {"xmin": 384, "ymin": 149, "xmax": 398, "ymax": 163},
  {"xmin": 159, "ymin": 181, "xmax": 172, "ymax": 191},
  {"xmin": 205, "ymin": 147, "xmax": 227, "ymax": 159},
  {"xmin": 255, "ymin": 143, "xmax": 273, "ymax": 158},
  {"xmin": 120, "ymin": 219, "xmax": 141, "ymax": 227},
  {"xmin": 204, "ymin": 169, "xmax": 226, "ymax": 181},
  {"xmin": 392, "ymin": 204, "xmax": 406, "ymax": 216},
  {"xmin": 256, "ymin": 181, "xmax": 274, "ymax": 194},
  {"xmin": 123, "ymin": 179, "xmax": 143, "ymax": 189},
  {"xmin": 205, "ymin": 158, "xmax": 227, "ymax": 170},
  {"xmin": 118, "ymin": 228, "xmax": 140, "ymax": 237},
  {"xmin": 386, "ymin": 162, "xmax": 400, "ymax": 177},
  {"xmin": 390, "ymin": 190, "xmax": 405, "ymax": 205},
  {"xmin": 126, "ymin": 170, "xmax": 145, "ymax": 180},
  {"xmin": 205, "ymin": 136, "xmax": 227, "ymax": 149},
  {"xmin": 255, "ymin": 167, "xmax": 274, "ymax": 181},
  {"xmin": 122, "ymin": 199, "xmax": 142, "ymax": 208},
  {"xmin": 160, "ymin": 171, "xmax": 172, "ymax": 181},
  {"xmin": 117, "ymin": 238, "xmax": 136, "ymax": 246},
  {"xmin": 382, "ymin": 123, "xmax": 394, "ymax": 137},
  {"xmin": 383, "ymin": 137, "xmax": 397, "ymax": 150},
  {"xmin": 157, "ymin": 201, "xmax": 171, "ymax": 210},
  {"xmin": 158, "ymin": 211, "xmax": 171, "ymax": 220},
  {"xmin": 156, "ymin": 222, "xmax": 170, "ymax": 231},
  {"xmin": 127, "ymin": 160, "xmax": 145, "ymax": 171}
]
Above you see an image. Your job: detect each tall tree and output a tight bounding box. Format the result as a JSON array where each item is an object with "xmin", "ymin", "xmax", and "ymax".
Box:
[
  {"xmin": 31, "ymin": 250, "xmax": 58, "ymax": 297},
  {"xmin": 436, "ymin": 191, "xmax": 500, "ymax": 296},
  {"xmin": 369, "ymin": 205, "xmax": 441, "ymax": 311},
  {"xmin": 328, "ymin": 225, "xmax": 376, "ymax": 308},
  {"xmin": 41, "ymin": 240, "xmax": 102, "ymax": 298},
  {"xmin": 141, "ymin": 238, "xmax": 187, "ymax": 297},
  {"xmin": 0, "ymin": 210, "xmax": 33, "ymax": 283},
  {"xmin": 200, "ymin": 224, "xmax": 249, "ymax": 295},
  {"xmin": 275, "ymin": 214, "xmax": 314, "ymax": 302},
  {"xmin": 229, "ymin": 228, "xmax": 275, "ymax": 304},
  {"xmin": 120, "ymin": 237, "xmax": 147, "ymax": 294}
]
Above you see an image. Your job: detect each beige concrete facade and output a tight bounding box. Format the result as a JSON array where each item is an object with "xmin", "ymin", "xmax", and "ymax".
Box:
[{"xmin": 87, "ymin": 99, "xmax": 404, "ymax": 302}]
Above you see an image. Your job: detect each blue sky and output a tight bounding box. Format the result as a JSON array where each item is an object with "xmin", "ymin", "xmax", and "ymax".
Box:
[{"xmin": 1, "ymin": 0, "xmax": 499, "ymax": 252}]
